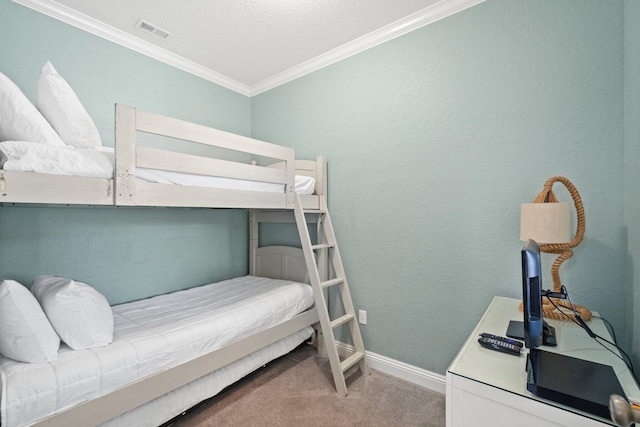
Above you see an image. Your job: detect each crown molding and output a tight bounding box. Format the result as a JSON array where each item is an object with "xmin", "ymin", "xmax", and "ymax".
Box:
[
  {"xmin": 13, "ymin": 0, "xmax": 484, "ymax": 98},
  {"xmin": 12, "ymin": 0, "xmax": 251, "ymax": 96},
  {"xmin": 249, "ymin": 0, "xmax": 486, "ymax": 96}
]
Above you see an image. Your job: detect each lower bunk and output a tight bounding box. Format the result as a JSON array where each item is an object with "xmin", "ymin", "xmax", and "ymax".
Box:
[{"xmin": 1, "ymin": 267, "xmax": 319, "ymax": 427}]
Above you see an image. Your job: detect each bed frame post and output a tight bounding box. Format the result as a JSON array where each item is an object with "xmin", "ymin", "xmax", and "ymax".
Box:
[
  {"xmin": 115, "ymin": 104, "xmax": 137, "ymax": 206},
  {"xmin": 285, "ymin": 156, "xmax": 295, "ymax": 209},
  {"xmin": 316, "ymin": 156, "xmax": 327, "ymax": 199},
  {"xmin": 249, "ymin": 209, "xmax": 259, "ymax": 275}
]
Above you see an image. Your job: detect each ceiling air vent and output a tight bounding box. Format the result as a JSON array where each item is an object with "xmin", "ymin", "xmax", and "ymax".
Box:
[{"xmin": 134, "ymin": 19, "xmax": 171, "ymax": 40}]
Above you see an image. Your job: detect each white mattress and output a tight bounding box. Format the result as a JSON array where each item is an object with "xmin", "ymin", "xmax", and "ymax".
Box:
[
  {"xmin": 0, "ymin": 276, "xmax": 314, "ymax": 427},
  {"xmin": 0, "ymin": 141, "xmax": 316, "ymax": 194}
]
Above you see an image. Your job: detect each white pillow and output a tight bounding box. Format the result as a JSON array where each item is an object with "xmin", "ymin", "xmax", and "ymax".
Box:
[
  {"xmin": 0, "ymin": 71, "xmax": 67, "ymax": 146},
  {"xmin": 36, "ymin": 62, "xmax": 102, "ymax": 149},
  {"xmin": 32, "ymin": 276, "xmax": 113, "ymax": 350},
  {"xmin": 0, "ymin": 280, "xmax": 60, "ymax": 363}
]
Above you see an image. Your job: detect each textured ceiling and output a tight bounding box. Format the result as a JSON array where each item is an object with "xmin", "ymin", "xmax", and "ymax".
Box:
[
  {"xmin": 49, "ymin": 0, "xmax": 440, "ymax": 83},
  {"xmin": 18, "ymin": 0, "xmax": 483, "ymax": 94}
]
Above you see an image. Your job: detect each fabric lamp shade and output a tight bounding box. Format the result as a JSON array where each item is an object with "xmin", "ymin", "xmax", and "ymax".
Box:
[{"xmin": 520, "ymin": 202, "xmax": 571, "ymax": 243}]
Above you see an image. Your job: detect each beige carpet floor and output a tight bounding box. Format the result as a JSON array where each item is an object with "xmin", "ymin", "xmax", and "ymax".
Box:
[{"xmin": 163, "ymin": 344, "xmax": 446, "ymax": 427}]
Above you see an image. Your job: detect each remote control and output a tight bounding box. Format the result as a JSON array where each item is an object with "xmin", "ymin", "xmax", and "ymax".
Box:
[
  {"xmin": 477, "ymin": 337, "xmax": 521, "ymax": 355},
  {"xmin": 479, "ymin": 333, "xmax": 524, "ymax": 349}
]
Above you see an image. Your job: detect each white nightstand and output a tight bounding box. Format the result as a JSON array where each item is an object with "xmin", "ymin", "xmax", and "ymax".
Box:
[{"xmin": 446, "ymin": 296, "xmax": 639, "ymax": 427}]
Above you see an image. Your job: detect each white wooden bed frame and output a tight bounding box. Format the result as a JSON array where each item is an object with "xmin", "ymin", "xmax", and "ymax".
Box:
[
  {"xmin": 29, "ymin": 246, "xmax": 318, "ymax": 427},
  {"xmin": 0, "ymin": 105, "xmax": 328, "ymax": 426},
  {"xmin": 0, "ymin": 104, "xmax": 325, "ymax": 211}
]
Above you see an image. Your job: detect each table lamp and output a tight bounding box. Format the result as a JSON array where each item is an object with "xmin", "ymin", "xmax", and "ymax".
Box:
[{"xmin": 520, "ymin": 176, "xmax": 592, "ymax": 321}]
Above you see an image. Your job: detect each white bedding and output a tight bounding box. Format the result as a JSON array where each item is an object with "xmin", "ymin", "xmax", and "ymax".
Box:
[
  {"xmin": 0, "ymin": 141, "xmax": 316, "ymax": 194},
  {"xmin": 103, "ymin": 328, "xmax": 312, "ymax": 427},
  {"xmin": 0, "ymin": 276, "xmax": 314, "ymax": 427}
]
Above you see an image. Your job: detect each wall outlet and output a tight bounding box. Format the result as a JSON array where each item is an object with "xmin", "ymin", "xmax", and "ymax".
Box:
[{"xmin": 358, "ymin": 309, "xmax": 367, "ymax": 325}]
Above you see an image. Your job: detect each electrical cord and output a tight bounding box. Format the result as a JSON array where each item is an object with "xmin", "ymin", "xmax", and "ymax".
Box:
[
  {"xmin": 544, "ymin": 292, "xmax": 640, "ymax": 388},
  {"xmin": 593, "ymin": 314, "xmax": 617, "ymax": 345}
]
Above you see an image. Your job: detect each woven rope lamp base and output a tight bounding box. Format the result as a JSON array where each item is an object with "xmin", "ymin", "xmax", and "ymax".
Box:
[{"xmin": 520, "ymin": 176, "xmax": 592, "ymax": 322}]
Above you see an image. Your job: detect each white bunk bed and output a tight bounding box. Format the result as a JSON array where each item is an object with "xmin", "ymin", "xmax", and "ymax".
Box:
[
  {"xmin": 1, "ymin": 258, "xmax": 317, "ymax": 427},
  {"xmin": 0, "ymin": 104, "xmax": 325, "ymax": 210},
  {"xmin": 0, "ymin": 105, "xmax": 328, "ymax": 426}
]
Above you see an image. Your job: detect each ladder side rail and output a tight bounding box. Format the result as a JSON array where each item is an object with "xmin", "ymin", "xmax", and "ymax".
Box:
[
  {"xmin": 321, "ymin": 205, "xmax": 370, "ymax": 375},
  {"xmin": 316, "ymin": 213, "xmax": 329, "ymax": 358},
  {"xmin": 293, "ymin": 195, "xmax": 348, "ymax": 396},
  {"xmin": 322, "ymin": 212, "xmax": 357, "ymax": 313}
]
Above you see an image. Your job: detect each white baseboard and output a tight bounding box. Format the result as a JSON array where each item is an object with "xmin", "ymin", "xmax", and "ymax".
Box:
[{"xmin": 335, "ymin": 342, "xmax": 446, "ymax": 395}]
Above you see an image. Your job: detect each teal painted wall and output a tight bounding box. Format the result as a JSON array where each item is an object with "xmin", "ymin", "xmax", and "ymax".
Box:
[
  {"xmin": 0, "ymin": 1, "xmax": 250, "ymax": 142},
  {"xmin": 1, "ymin": 0, "xmax": 636, "ymax": 378},
  {"xmin": 0, "ymin": 207, "xmax": 248, "ymax": 304},
  {"xmin": 252, "ymin": 0, "xmax": 627, "ymax": 374},
  {"xmin": 0, "ymin": 0, "xmax": 252, "ymax": 304},
  {"xmin": 624, "ymin": 0, "xmax": 640, "ymax": 371}
]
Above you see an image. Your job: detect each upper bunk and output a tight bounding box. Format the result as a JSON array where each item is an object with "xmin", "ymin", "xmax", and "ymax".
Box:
[{"xmin": 0, "ymin": 104, "xmax": 325, "ymax": 210}]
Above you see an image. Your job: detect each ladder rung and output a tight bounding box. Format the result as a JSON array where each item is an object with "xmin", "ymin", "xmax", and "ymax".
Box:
[
  {"xmin": 303, "ymin": 209, "xmax": 327, "ymax": 214},
  {"xmin": 321, "ymin": 278, "xmax": 344, "ymax": 289},
  {"xmin": 312, "ymin": 242, "xmax": 335, "ymax": 250},
  {"xmin": 330, "ymin": 314, "xmax": 354, "ymax": 329},
  {"xmin": 341, "ymin": 351, "xmax": 365, "ymax": 373}
]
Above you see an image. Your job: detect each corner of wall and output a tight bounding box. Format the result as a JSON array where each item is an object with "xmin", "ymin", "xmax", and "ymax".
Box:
[{"xmin": 623, "ymin": 0, "xmax": 640, "ymax": 371}]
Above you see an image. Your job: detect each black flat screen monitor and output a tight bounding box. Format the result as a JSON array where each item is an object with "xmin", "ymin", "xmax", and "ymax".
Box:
[{"xmin": 522, "ymin": 239, "xmax": 544, "ymax": 349}]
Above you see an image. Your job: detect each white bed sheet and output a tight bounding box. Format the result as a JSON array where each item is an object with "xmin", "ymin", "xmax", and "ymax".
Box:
[
  {"xmin": 0, "ymin": 276, "xmax": 314, "ymax": 427},
  {"xmin": 0, "ymin": 141, "xmax": 316, "ymax": 194}
]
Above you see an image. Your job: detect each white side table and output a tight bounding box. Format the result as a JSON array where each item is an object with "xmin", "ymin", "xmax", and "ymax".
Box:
[{"xmin": 446, "ymin": 296, "xmax": 639, "ymax": 427}]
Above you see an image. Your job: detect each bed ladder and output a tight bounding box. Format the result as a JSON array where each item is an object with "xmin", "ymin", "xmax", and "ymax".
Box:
[{"xmin": 294, "ymin": 193, "xmax": 370, "ymax": 396}]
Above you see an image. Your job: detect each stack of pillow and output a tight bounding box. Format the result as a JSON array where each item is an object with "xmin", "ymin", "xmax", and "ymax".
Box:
[
  {"xmin": 0, "ymin": 65, "xmax": 111, "ymax": 362},
  {"xmin": 0, "ymin": 64, "xmax": 109, "ymax": 362},
  {"xmin": 0, "ymin": 277, "xmax": 114, "ymax": 363},
  {"xmin": 0, "ymin": 61, "xmax": 102, "ymax": 149}
]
